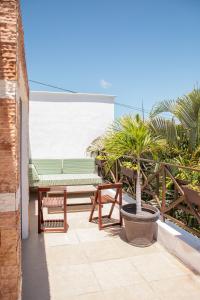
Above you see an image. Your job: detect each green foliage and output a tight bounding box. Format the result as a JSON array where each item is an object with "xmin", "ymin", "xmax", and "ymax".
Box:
[
  {"xmin": 121, "ymin": 161, "xmax": 137, "ymax": 170},
  {"xmin": 170, "ymin": 155, "xmax": 200, "ymax": 184},
  {"xmin": 151, "ymin": 88, "xmax": 200, "ymax": 153},
  {"xmin": 104, "ymin": 114, "xmax": 165, "ymax": 161},
  {"xmin": 96, "ymin": 155, "xmax": 107, "ymax": 160}
]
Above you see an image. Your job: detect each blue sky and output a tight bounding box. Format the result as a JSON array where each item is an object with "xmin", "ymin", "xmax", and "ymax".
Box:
[{"xmin": 21, "ymin": 0, "xmax": 200, "ymax": 118}]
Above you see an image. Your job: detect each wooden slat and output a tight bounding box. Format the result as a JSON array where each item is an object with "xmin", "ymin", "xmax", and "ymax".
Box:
[
  {"xmin": 122, "ymin": 155, "xmax": 200, "ymax": 172},
  {"xmin": 177, "ymin": 204, "xmax": 199, "ymax": 216},
  {"xmin": 163, "ymin": 195, "xmax": 185, "ymax": 213},
  {"xmin": 186, "ymin": 201, "xmax": 200, "ymax": 224},
  {"xmin": 165, "ymin": 167, "xmax": 184, "ymax": 195}
]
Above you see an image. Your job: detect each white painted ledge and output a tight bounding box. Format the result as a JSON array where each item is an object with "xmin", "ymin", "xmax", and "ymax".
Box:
[{"xmin": 157, "ymin": 219, "xmax": 200, "ymax": 274}]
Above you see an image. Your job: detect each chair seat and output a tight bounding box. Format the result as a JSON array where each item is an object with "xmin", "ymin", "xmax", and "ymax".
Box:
[
  {"xmin": 42, "ymin": 197, "xmax": 64, "ymax": 208},
  {"xmin": 91, "ymin": 194, "xmax": 115, "ymax": 204}
]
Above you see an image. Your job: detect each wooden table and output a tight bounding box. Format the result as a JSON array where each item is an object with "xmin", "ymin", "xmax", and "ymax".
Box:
[
  {"xmin": 47, "ymin": 185, "xmax": 97, "ymax": 211},
  {"xmin": 47, "ymin": 185, "xmax": 96, "ymax": 196}
]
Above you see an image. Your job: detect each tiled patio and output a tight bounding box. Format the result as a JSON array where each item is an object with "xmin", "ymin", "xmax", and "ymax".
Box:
[{"xmin": 22, "ymin": 193, "xmax": 200, "ymax": 300}]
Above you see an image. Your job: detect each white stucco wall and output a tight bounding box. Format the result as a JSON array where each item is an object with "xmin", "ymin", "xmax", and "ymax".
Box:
[
  {"xmin": 17, "ymin": 64, "xmax": 29, "ymax": 240},
  {"xmin": 29, "ymin": 91, "xmax": 115, "ymax": 158}
]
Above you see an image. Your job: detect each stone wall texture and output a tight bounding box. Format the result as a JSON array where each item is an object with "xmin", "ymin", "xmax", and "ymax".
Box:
[{"xmin": 0, "ymin": 1, "xmax": 29, "ymax": 299}]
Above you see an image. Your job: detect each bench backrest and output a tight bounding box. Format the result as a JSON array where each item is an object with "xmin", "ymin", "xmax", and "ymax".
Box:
[
  {"xmin": 31, "ymin": 159, "xmax": 62, "ymax": 175},
  {"xmin": 63, "ymin": 158, "xmax": 95, "ymax": 174},
  {"xmin": 30, "ymin": 158, "xmax": 95, "ymax": 175}
]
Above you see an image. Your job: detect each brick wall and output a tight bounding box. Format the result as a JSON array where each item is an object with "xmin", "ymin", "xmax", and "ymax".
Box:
[{"xmin": 0, "ymin": 1, "xmax": 29, "ymax": 299}]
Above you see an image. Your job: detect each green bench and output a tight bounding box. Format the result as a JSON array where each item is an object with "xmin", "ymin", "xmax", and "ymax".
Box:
[{"xmin": 29, "ymin": 158, "xmax": 102, "ymax": 187}]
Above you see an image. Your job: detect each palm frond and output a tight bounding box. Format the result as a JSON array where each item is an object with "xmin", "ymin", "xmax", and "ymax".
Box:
[
  {"xmin": 104, "ymin": 114, "xmax": 164, "ymax": 159},
  {"xmin": 86, "ymin": 136, "xmax": 105, "ymax": 156},
  {"xmin": 149, "ymin": 116, "xmax": 179, "ymax": 147},
  {"xmin": 150, "ymin": 99, "xmax": 176, "ymax": 118}
]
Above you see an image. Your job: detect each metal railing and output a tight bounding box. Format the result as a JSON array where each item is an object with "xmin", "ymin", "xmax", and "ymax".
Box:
[{"xmin": 96, "ymin": 155, "xmax": 200, "ymax": 237}]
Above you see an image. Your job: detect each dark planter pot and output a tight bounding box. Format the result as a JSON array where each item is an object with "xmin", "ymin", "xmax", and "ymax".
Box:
[
  {"xmin": 121, "ymin": 203, "xmax": 160, "ymax": 247},
  {"xmin": 95, "ymin": 159, "xmax": 106, "ymax": 167},
  {"xmin": 121, "ymin": 166, "xmax": 137, "ymax": 180},
  {"xmin": 182, "ymin": 186, "xmax": 200, "ymax": 206}
]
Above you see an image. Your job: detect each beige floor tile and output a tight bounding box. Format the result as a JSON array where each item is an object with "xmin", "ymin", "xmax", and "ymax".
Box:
[
  {"xmin": 150, "ymin": 274, "xmax": 200, "ymax": 300},
  {"xmin": 77, "ymin": 292, "xmax": 105, "ymax": 300},
  {"xmin": 45, "ymin": 244, "xmax": 88, "ymax": 265},
  {"xmin": 81, "ymin": 240, "xmax": 124, "ymax": 262},
  {"xmin": 68, "ymin": 211, "xmax": 97, "ymax": 229},
  {"xmin": 23, "ymin": 195, "xmax": 200, "ymax": 300},
  {"xmin": 50, "ymin": 291, "xmax": 77, "ymax": 300},
  {"xmin": 44, "ymin": 229, "xmax": 79, "ymax": 247},
  {"xmin": 103, "ymin": 283, "xmax": 160, "ymax": 300},
  {"xmin": 49, "ymin": 263, "xmax": 101, "ymax": 297},
  {"xmin": 75, "ymin": 227, "xmax": 113, "ymax": 243},
  {"xmin": 91, "ymin": 258, "xmax": 144, "ymax": 290},
  {"xmin": 162, "ymin": 250, "xmax": 195, "ymax": 274},
  {"xmin": 113, "ymin": 238, "xmax": 163, "ymax": 258},
  {"xmin": 129, "ymin": 252, "xmax": 189, "ymax": 282}
]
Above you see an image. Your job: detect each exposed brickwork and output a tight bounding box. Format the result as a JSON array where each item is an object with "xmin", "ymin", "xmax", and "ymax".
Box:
[
  {"xmin": 16, "ymin": 8, "xmax": 29, "ymax": 96},
  {"xmin": 0, "ymin": 100, "xmax": 17, "ymax": 194},
  {"xmin": 0, "ymin": 211, "xmax": 21, "ymax": 299},
  {"xmin": 0, "ymin": 1, "xmax": 29, "ymax": 299},
  {"xmin": 0, "ymin": 1, "xmax": 17, "ymax": 81}
]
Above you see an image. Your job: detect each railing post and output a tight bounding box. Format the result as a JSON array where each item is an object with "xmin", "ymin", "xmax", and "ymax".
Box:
[
  {"xmin": 161, "ymin": 164, "xmax": 166, "ymax": 221},
  {"xmin": 115, "ymin": 159, "xmax": 119, "ymax": 182},
  {"xmin": 156, "ymin": 173, "xmax": 160, "ymax": 198}
]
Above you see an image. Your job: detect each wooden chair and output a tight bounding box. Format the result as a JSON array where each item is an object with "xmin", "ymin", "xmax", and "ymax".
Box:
[
  {"xmin": 89, "ymin": 183, "xmax": 123, "ymax": 230},
  {"xmin": 38, "ymin": 187, "xmax": 68, "ymax": 233}
]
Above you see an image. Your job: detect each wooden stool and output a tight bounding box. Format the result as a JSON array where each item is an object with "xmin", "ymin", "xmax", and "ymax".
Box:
[{"xmin": 38, "ymin": 187, "xmax": 67, "ymax": 233}]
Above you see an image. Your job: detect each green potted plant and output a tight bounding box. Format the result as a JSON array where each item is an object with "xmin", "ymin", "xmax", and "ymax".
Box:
[
  {"xmin": 120, "ymin": 161, "xmax": 137, "ymax": 180},
  {"xmin": 95, "ymin": 155, "xmax": 107, "ymax": 167},
  {"xmin": 104, "ymin": 114, "xmax": 162, "ymax": 247}
]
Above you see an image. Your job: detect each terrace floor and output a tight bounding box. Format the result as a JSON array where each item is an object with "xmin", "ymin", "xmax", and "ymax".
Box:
[{"xmin": 22, "ymin": 193, "xmax": 200, "ymax": 300}]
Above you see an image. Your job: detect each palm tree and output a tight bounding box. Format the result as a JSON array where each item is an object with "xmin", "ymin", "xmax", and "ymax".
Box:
[
  {"xmin": 150, "ymin": 88, "xmax": 200, "ymax": 153},
  {"xmin": 86, "ymin": 136, "xmax": 105, "ymax": 157},
  {"xmin": 104, "ymin": 114, "xmax": 164, "ymax": 214}
]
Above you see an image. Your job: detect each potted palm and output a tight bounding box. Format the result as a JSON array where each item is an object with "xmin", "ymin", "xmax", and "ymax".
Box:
[{"xmin": 104, "ymin": 114, "xmax": 162, "ymax": 247}]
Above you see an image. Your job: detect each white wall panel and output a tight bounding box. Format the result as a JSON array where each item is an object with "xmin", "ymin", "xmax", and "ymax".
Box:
[{"xmin": 29, "ymin": 91, "xmax": 115, "ymax": 158}]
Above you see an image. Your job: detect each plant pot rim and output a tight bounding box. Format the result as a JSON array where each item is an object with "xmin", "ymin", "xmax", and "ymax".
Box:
[{"xmin": 121, "ymin": 203, "xmax": 160, "ymax": 222}]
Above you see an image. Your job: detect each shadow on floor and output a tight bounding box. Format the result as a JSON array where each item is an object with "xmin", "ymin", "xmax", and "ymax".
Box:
[{"xmin": 22, "ymin": 192, "xmax": 50, "ymax": 300}]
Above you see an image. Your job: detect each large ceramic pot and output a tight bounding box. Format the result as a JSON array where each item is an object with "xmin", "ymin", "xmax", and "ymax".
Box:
[
  {"xmin": 121, "ymin": 203, "xmax": 160, "ymax": 247},
  {"xmin": 121, "ymin": 166, "xmax": 137, "ymax": 180},
  {"xmin": 182, "ymin": 186, "xmax": 200, "ymax": 206}
]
